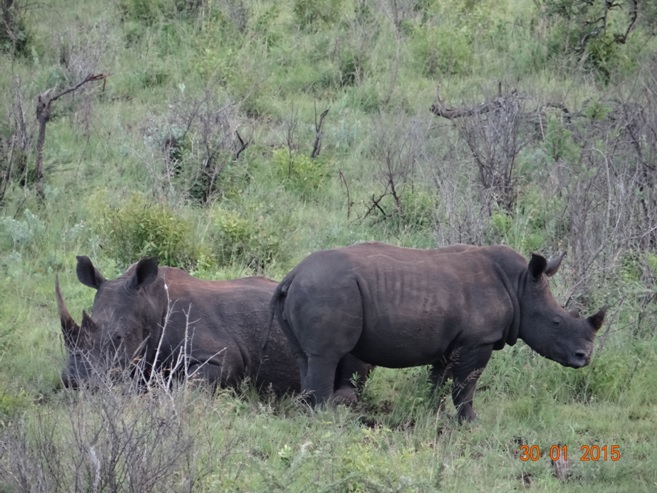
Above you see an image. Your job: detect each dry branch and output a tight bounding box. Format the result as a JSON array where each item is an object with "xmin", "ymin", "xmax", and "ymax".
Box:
[
  {"xmin": 34, "ymin": 73, "xmax": 108, "ymax": 198},
  {"xmin": 234, "ymin": 130, "xmax": 249, "ymax": 160},
  {"xmin": 429, "ymin": 83, "xmax": 517, "ymax": 120},
  {"xmin": 311, "ymin": 106, "xmax": 329, "ymax": 158},
  {"xmin": 338, "ymin": 169, "xmax": 352, "ymax": 220}
]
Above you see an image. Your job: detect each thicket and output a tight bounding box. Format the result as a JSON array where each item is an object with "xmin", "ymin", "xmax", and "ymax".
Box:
[{"xmin": 1, "ymin": 0, "xmax": 656, "ymax": 490}]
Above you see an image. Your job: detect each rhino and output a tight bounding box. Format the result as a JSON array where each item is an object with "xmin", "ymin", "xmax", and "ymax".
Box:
[
  {"xmin": 271, "ymin": 242, "xmax": 606, "ymax": 421},
  {"xmin": 57, "ymin": 256, "xmax": 370, "ymax": 398}
]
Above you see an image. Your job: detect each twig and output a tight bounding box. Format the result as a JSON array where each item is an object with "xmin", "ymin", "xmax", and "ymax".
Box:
[
  {"xmin": 311, "ymin": 106, "xmax": 329, "ymax": 158},
  {"xmin": 234, "ymin": 130, "xmax": 249, "ymax": 159},
  {"xmin": 338, "ymin": 169, "xmax": 351, "ymax": 219}
]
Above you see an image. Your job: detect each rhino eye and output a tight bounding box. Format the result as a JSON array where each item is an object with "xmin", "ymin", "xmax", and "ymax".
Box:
[{"xmin": 552, "ymin": 316, "xmax": 563, "ymax": 326}]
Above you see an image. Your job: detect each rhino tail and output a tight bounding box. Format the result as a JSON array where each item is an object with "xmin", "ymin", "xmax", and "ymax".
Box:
[{"xmin": 263, "ymin": 273, "xmax": 301, "ymax": 357}]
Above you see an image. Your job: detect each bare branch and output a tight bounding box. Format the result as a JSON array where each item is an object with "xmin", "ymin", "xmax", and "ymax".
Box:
[
  {"xmin": 430, "ymin": 86, "xmax": 518, "ymax": 120},
  {"xmin": 34, "ymin": 73, "xmax": 108, "ymax": 199},
  {"xmin": 338, "ymin": 169, "xmax": 352, "ymax": 220},
  {"xmin": 311, "ymin": 106, "xmax": 329, "ymax": 159},
  {"xmin": 234, "ymin": 130, "xmax": 249, "ymax": 160}
]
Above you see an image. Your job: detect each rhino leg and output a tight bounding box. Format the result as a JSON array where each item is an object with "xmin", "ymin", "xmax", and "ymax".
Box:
[
  {"xmin": 450, "ymin": 345, "xmax": 493, "ymax": 423},
  {"xmin": 303, "ymin": 354, "xmax": 342, "ymax": 405},
  {"xmin": 189, "ymin": 349, "xmax": 245, "ymax": 389},
  {"xmin": 332, "ymin": 354, "xmax": 371, "ymax": 406},
  {"xmin": 430, "ymin": 357, "xmax": 453, "ymax": 413},
  {"xmin": 430, "ymin": 355, "xmax": 452, "ymax": 389},
  {"xmin": 296, "ymin": 353, "xmax": 309, "ymax": 389}
]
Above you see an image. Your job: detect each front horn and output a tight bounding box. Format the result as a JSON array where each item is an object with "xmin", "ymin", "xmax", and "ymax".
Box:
[{"xmin": 56, "ymin": 275, "xmax": 81, "ymax": 347}]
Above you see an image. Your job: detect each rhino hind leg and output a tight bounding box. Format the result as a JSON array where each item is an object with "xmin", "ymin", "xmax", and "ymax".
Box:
[
  {"xmin": 429, "ymin": 355, "xmax": 453, "ymax": 389},
  {"xmin": 303, "ymin": 354, "xmax": 343, "ymax": 406},
  {"xmin": 429, "ymin": 357, "xmax": 453, "ymax": 412},
  {"xmin": 450, "ymin": 345, "xmax": 493, "ymax": 423}
]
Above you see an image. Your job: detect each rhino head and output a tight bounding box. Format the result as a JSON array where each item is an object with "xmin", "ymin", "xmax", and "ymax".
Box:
[
  {"xmin": 516, "ymin": 252, "xmax": 606, "ymax": 368},
  {"xmin": 56, "ymin": 256, "xmax": 163, "ymax": 388}
]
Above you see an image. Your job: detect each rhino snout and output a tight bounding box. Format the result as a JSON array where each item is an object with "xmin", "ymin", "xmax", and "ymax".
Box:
[{"xmin": 568, "ymin": 349, "xmax": 591, "ymax": 368}]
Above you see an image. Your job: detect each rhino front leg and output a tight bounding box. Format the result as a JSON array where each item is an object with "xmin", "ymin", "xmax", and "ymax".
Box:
[
  {"xmin": 332, "ymin": 354, "xmax": 371, "ymax": 406},
  {"xmin": 450, "ymin": 345, "xmax": 493, "ymax": 423}
]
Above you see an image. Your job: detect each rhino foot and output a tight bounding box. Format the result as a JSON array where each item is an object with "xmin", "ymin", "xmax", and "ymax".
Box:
[{"xmin": 331, "ymin": 386, "xmax": 359, "ymax": 406}]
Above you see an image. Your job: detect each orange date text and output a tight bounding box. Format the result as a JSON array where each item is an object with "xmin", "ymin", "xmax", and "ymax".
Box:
[{"xmin": 518, "ymin": 444, "xmax": 620, "ymax": 462}]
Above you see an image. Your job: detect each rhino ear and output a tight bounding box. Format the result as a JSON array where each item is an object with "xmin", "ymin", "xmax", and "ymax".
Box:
[
  {"xmin": 129, "ymin": 257, "xmax": 159, "ymax": 291},
  {"xmin": 544, "ymin": 251, "xmax": 566, "ymax": 277},
  {"xmin": 587, "ymin": 308, "xmax": 606, "ymax": 333},
  {"xmin": 528, "ymin": 253, "xmax": 547, "ymax": 280},
  {"xmin": 76, "ymin": 256, "xmax": 106, "ymax": 290}
]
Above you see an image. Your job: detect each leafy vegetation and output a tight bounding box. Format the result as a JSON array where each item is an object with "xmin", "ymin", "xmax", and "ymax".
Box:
[{"xmin": 1, "ymin": 0, "xmax": 656, "ymax": 490}]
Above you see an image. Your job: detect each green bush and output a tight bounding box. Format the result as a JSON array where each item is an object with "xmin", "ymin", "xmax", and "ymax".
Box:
[
  {"xmin": 94, "ymin": 194, "xmax": 206, "ymax": 269},
  {"xmin": 273, "ymin": 148, "xmax": 331, "ymax": 200},
  {"xmin": 485, "ymin": 207, "xmax": 548, "ymax": 253},
  {"xmin": 118, "ymin": 0, "xmax": 201, "ymax": 25},
  {"xmin": 212, "ymin": 207, "xmax": 283, "ymax": 271},
  {"xmin": 409, "ymin": 24, "xmax": 473, "ymax": 77},
  {"xmin": 293, "ymin": 0, "xmax": 344, "ymax": 31},
  {"xmin": 370, "ymin": 188, "xmax": 435, "ymax": 235},
  {"xmin": 0, "ymin": 209, "xmax": 45, "ymax": 252},
  {"xmin": 0, "ymin": 0, "xmax": 31, "ymax": 57},
  {"xmin": 0, "ymin": 389, "xmax": 30, "ymax": 424}
]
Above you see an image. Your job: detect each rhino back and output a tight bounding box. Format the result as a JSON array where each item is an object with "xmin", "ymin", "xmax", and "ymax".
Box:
[{"xmin": 291, "ymin": 243, "xmax": 522, "ymax": 368}]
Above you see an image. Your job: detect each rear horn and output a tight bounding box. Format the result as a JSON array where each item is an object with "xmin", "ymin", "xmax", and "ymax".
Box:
[{"xmin": 56, "ymin": 275, "xmax": 81, "ymax": 347}]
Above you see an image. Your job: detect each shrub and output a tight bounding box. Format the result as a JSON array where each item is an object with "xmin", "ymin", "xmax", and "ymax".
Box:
[
  {"xmin": 0, "ymin": 386, "xmax": 224, "ymax": 492},
  {"xmin": 0, "ymin": 0, "xmax": 31, "ymax": 57},
  {"xmin": 293, "ymin": 0, "xmax": 344, "ymax": 31},
  {"xmin": 212, "ymin": 207, "xmax": 283, "ymax": 271},
  {"xmin": 273, "ymin": 148, "xmax": 331, "ymax": 200},
  {"xmin": 94, "ymin": 194, "xmax": 206, "ymax": 269},
  {"xmin": 1, "ymin": 209, "xmax": 45, "ymax": 251},
  {"xmin": 117, "ymin": 0, "xmax": 202, "ymax": 25},
  {"xmin": 409, "ymin": 24, "xmax": 473, "ymax": 77}
]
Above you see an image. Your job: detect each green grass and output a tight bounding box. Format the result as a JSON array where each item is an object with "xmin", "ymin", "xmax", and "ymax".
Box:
[{"xmin": 1, "ymin": 0, "xmax": 657, "ymax": 490}]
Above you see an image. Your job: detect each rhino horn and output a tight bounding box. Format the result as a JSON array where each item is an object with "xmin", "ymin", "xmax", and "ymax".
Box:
[
  {"xmin": 56, "ymin": 275, "xmax": 80, "ymax": 347},
  {"xmin": 81, "ymin": 310, "xmax": 99, "ymax": 332},
  {"xmin": 587, "ymin": 307, "xmax": 606, "ymax": 332}
]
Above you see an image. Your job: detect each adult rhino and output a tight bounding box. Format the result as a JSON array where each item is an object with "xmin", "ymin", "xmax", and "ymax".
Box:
[
  {"xmin": 271, "ymin": 242, "xmax": 606, "ymax": 422},
  {"xmin": 57, "ymin": 256, "xmax": 369, "ymax": 398}
]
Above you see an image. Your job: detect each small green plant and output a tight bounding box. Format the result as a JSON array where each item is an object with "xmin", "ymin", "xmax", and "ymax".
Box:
[
  {"xmin": 1, "ymin": 209, "xmax": 44, "ymax": 247},
  {"xmin": 0, "ymin": 389, "xmax": 30, "ymax": 425},
  {"xmin": 94, "ymin": 194, "xmax": 205, "ymax": 269},
  {"xmin": 273, "ymin": 148, "xmax": 331, "ymax": 200}
]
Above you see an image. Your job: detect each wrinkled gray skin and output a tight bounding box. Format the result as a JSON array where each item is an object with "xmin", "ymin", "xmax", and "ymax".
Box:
[
  {"xmin": 57, "ymin": 256, "xmax": 370, "ymax": 398},
  {"xmin": 271, "ymin": 242, "xmax": 606, "ymax": 422}
]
